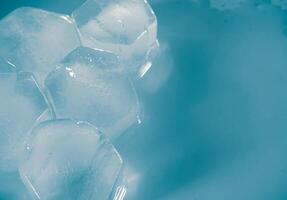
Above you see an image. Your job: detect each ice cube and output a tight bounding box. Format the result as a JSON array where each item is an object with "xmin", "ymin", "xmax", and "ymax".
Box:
[
  {"xmin": 209, "ymin": 0, "xmax": 247, "ymax": 10},
  {"xmin": 0, "ymin": 7, "xmax": 81, "ymax": 85},
  {"xmin": 45, "ymin": 47, "xmax": 140, "ymax": 139},
  {"xmin": 72, "ymin": 0, "xmax": 158, "ymax": 77},
  {"xmin": 19, "ymin": 119, "xmax": 123, "ymax": 200},
  {"xmin": 0, "ymin": 71, "xmax": 50, "ymax": 173}
]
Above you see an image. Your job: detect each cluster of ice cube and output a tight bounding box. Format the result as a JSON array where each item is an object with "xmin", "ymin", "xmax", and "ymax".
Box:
[{"xmin": 0, "ymin": 0, "xmax": 158, "ymax": 199}]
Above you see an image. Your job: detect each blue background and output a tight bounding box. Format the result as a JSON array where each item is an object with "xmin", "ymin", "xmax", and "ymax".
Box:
[{"xmin": 2, "ymin": 0, "xmax": 287, "ymax": 199}]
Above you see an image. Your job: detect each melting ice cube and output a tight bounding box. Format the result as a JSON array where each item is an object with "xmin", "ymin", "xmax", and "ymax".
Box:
[
  {"xmin": 19, "ymin": 119, "xmax": 123, "ymax": 200},
  {"xmin": 72, "ymin": 0, "xmax": 158, "ymax": 77},
  {"xmin": 0, "ymin": 71, "xmax": 50, "ymax": 173},
  {"xmin": 45, "ymin": 47, "xmax": 140, "ymax": 139},
  {"xmin": 0, "ymin": 7, "xmax": 80, "ymax": 85}
]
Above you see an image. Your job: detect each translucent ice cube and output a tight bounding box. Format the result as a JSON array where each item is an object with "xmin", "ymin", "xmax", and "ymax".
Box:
[
  {"xmin": 0, "ymin": 71, "xmax": 50, "ymax": 173},
  {"xmin": 45, "ymin": 47, "xmax": 140, "ymax": 139},
  {"xmin": 0, "ymin": 7, "xmax": 81, "ymax": 85},
  {"xmin": 19, "ymin": 119, "xmax": 123, "ymax": 200},
  {"xmin": 72, "ymin": 0, "xmax": 158, "ymax": 77}
]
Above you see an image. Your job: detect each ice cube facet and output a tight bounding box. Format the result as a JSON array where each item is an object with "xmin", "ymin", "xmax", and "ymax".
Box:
[
  {"xmin": 45, "ymin": 47, "xmax": 139, "ymax": 139},
  {"xmin": 20, "ymin": 119, "xmax": 123, "ymax": 200},
  {"xmin": 72, "ymin": 0, "xmax": 158, "ymax": 76},
  {"xmin": 0, "ymin": 7, "xmax": 81, "ymax": 85},
  {"xmin": 0, "ymin": 71, "xmax": 50, "ymax": 173}
]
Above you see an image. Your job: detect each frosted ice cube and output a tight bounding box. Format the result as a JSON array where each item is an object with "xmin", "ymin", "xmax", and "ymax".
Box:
[
  {"xmin": 0, "ymin": 71, "xmax": 50, "ymax": 173},
  {"xmin": 0, "ymin": 7, "xmax": 81, "ymax": 85},
  {"xmin": 72, "ymin": 0, "xmax": 158, "ymax": 77},
  {"xmin": 45, "ymin": 47, "xmax": 139, "ymax": 139},
  {"xmin": 19, "ymin": 119, "xmax": 123, "ymax": 200},
  {"xmin": 209, "ymin": 0, "xmax": 247, "ymax": 10}
]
